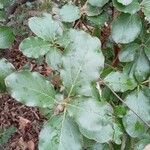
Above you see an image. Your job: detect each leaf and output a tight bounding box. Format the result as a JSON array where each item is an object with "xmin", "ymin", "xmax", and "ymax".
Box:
[
  {"xmin": 60, "ymin": 29, "xmax": 104, "ymax": 96},
  {"xmin": 113, "ymin": 0, "xmax": 140, "ymax": 14},
  {"xmin": 113, "ymin": 123, "xmax": 123, "ymax": 145},
  {"xmin": 135, "ymin": 139, "xmax": 150, "ymax": 150},
  {"xmin": 119, "ymin": 43, "xmax": 139, "ymax": 62},
  {"xmin": 88, "ymin": 0, "xmax": 109, "ymax": 7},
  {"xmin": 87, "ymin": 11, "xmax": 109, "ymax": 27},
  {"xmin": 67, "ymin": 98, "xmax": 114, "ymax": 143},
  {"xmin": 141, "ymin": 0, "xmax": 150, "ymax": 23},
  {"xmin": 59, "ymin": 4, "xmax": 81, "ymax": 22},
  {"xmin": 124, "ymin": 88, "xmax": 150, "ymax": 124},
  {"xmin": 104, "ymin": 72, "xmax": 137, "ymax": 92},
  {"xmin": 19, "ymin": 37, "xmax": 52, "ymax": 58},
  {"xmin": 123, "ymin": 111, "xmax": 148, "ymax": 138},
  {"xmin": 0, "ymin": 26, "xmax": 14, "ymax": 49},
  {"xmin": 112, "ymin": 13, "xmax": 142, "ymax": 44},
  {"xmin": 0, "ymin": 126, "xmax": 16, "ymax": 145},
  {"xmin": 46, "ymin": 47, "xmax": 62, "ymax": 70},
  {"xmin": 134, "ymin": 51, "xmax": 150, "ymax": 82},
  {"xmin": 0, "ymin": 58, "xmax": 15, "ymax": 92},
  {"xmin": 117, "ymin": 0, "xmax": 133, "ymax": 5},
  {"xmin": 28, "ymin": 13, "xmax": 63, "ymax": 41},
  {"xmin": 39, "ymin": 114, "xmax": 83, "ymax": 150},
  {"xmin": 5, "ymin": 71, "xmax": 56, "ymax": 107},
  {"xmin": 85, "ymin": 3, "xmax": 102, "ymax": 16}
]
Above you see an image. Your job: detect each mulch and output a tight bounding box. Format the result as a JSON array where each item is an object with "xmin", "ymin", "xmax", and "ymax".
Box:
[{"xmin": 0, "ymin": 41, "xmax": 49, "ymax": 150}]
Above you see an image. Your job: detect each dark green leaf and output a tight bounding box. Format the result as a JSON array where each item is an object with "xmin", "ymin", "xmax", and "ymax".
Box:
[{"xmin": 0, "ymin": 26, "xmax": 14, "ymax": 49}]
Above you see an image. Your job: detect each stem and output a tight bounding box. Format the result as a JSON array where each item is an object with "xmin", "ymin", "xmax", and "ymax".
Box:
[{"xmin": 100, "ymin": 78, "xmax": 150, "ymax": 128}]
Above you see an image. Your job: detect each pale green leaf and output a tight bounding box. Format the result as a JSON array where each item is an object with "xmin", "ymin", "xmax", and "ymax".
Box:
[
  {"xmin": 88, "ymin": 0, "xmax": 109, "ymax": 7},
  {"xmin": 28, "ymin": 13, "xmax": 63, "ymax": 41},
  {"xmin": 117, "ymin": 0, "xmax": 133, "ymax": 5},
  {"xmin": 0, "ymin": 58, "xmax": 15, "ymax": 92},
  {"xmin": 60, "ymin": 29, "xmax": 104, "ymax": 96},
  {"xmin": 39, "ymin": 114, "xmax": 83, "ymax": 150},
  {"xmin": 141, "ymin": 0, "xmax": 150, "ymax": 23},
  {"xmin": 123, "ymin": 111, "xmax": 148, "ymax": 138},
  {"xmin": 46, "ymin": 48, "xmax": 62, "ymax": 70},
  {"xmin": 124, "ymin": 88, "xmax": 150, "ymax": 124},
  {"xmin": 135, "ymin": 139, "xmax": 150, "ymax": 150},
  {"xmin": 5, "ymin": 71, "xmax": 56, "ymax": 107},
  {"xmin": 113, "ymin": 123, "xmax": 123, "ymax": 145},
  {"xmin": 119, "ymin": 43, "xmax": 139, "ymax": 62},
  {"xmin": 0, "ymin": 26, "xmax": 14, "ymax": 49},
  {"xmin": 113, "ymin": 0, "xmax": 140, "ymax": 14},
  {"xmin": 112, "ymin": 13, "xmax": 142, "ymax": 44},
  {"xmin": 67, "ymin": 98, "xmax": 114, "ymax": 143},
  {"xmin": 104, "ymin": 72, "xmax": 137, "ymax": 92},
  {"xmin": 19, "ymin": 37, "xmax": 52, "ymax": 58},
  {"xmin": 59, "ymin": 4, "xmax": 81, "ymax": 22}
]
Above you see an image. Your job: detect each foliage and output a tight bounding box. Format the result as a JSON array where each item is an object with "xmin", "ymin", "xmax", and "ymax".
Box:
[
  {"xmin": 0, "ymin": 126, "xmax": 16, "ymax": 146},
  {"xmin": 0, "ymin": 0, "xmax": 150, "ymax": 149}
]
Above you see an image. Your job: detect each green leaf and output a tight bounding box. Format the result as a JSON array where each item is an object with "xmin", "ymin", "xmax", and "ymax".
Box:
[
  {"xmin": 39, "ymin": 114, "xmax": 83, "ymax": 150},
  {"xmin": 5, "ymin": 71, "xmax": 56, "ymax": 107},
  {"xmin": 134, "ymin": 51, "xmax": 150, "ymax": 82},
  {"xmin": 59, "ymin": 4, "xmax": 81, "ymax": 22},
  {"xmin": 117, "ymin": 0, "xmax": 133, "ymax": 5},
  {"xmin": 124, "ymin": 88, "xmax": 150, "ymax": 124},
  {"xmin": 112, "ymin": 13, "xmax": 142, "ymax": 44},
  {"xmin": 135, "ymin": 139, "xmax": 150, "ymax": 150},
  {"xmin": 0, "ymin": 58, "xmax": 15, "ymax": 92},
  {"xmin": 119, "ymin": 43, "xmax": 139, "ymax": 62},
  {"xmin": 19, "ymin": 37, "xmax": 52, "ymax": 58},
  {"xmin": 0, "ymin": 26, "xmax": 14, "ymax": 49},
  {"xmin": 85, "ymin": 3, "xmax": 102, "ymax": 16},
  {"xmin": 141, "ymin": 0, "xmax": 150, "ymax": 23},
  {"xmin": 86, "ymin": 143, "xmax": 109, "ymax": 150},
  {"xmin": 88, "ymin": 0, "xmax": 109, "ymax": 7},
  {"xmin": 28, "ymin": 13, "xmax": 63, "ymax": 41},
  {"xmin": 87, "ymin": 11, "xmax": 109, "ymax": 27},
  {"xmin": 67, "ymin": 98, "xmax": 114, "ymax": 143},
  {"xmin": 123, "ymin": 111, "xmax": 148, "ymax": 138},
  {"xmin": 60, "ymin": 29, "xmax": 104, "ymax": 96},
  {"xmin": 113, "ymin": 123, "xmax": 123, "ymax": 145},
  {"xmin": 0, "ymin": 126, "xmax": 16, "ymax": 145},
  {"xmin": 104, "ymin": 72, "xmax": 137, "ymax": 92},
  {"xmin": 113, "ymin": 0, "xmax": 140, "ymax": 14},
  {"xmin": 46, "ymin": 48, "xmax": 62, "ymax": 70}
]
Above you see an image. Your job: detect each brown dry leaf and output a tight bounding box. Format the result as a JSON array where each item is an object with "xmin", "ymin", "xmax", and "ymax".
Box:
[
  {"xmin": 27, "ymin": 140, "xmax": 35, "ymax": 150},
  {"xmin": 144, "ymin": 144, "xmax": 150, "ymax": 150},
  {"xmin": 18, "ymin": 116, "xmax": 31, "ymax": 133}
]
